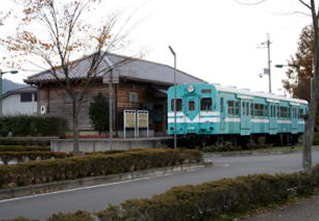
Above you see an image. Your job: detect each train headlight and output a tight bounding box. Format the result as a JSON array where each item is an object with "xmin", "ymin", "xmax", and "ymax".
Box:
[{"xmin": 187, "ymin": 85, "xmax": 195, "ymax": 93}]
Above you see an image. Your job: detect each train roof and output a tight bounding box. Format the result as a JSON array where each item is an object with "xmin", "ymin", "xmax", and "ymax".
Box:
[{"xmin": 213, "ymin": 84, "xmax": 308, "ymax": 105}]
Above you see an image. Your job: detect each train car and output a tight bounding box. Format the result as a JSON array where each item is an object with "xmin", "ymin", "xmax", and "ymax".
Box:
[{"xmin": 167, "ymin": 83, "xmax": 308, "ymax": 146}]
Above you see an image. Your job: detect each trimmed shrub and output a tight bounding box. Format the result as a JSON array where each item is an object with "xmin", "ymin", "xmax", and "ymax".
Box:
[
  {"xmin": 0, "ymin": 139, "xmax": 50, "ymax": 146},
  {"xmin": 0, "ymin": 116, "xmax": 68, "ymax": 137},
  {"xmin": 89, "ymin": 93, "xmax": 109, "ymax": 133},
  {"xmin": 0, "ymin": 149, "xmax": 203, "ymax": 188},
  {"xmin": 0, "ymin": 146, "xmax": 50, "ymax": 152},
  {"xmin": 2, "ymin": 218, "xmax": 38, "ymax": 221},
  {"xmin": 0, "ymin": 151, "xmax": 72, "ymax": 165},
  {"xmin": 96, "ymin": 170, "xmax": 316, "ymax": 221},
  {"xmin": 46, "ymin": 211, "xmax": 94, "ymax": 221},
  {"xmin": 5, "ymin": 164, "xmax": 319, "ymax": 221}
]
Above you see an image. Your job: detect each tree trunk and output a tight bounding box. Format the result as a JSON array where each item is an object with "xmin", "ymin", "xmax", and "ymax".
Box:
[
  {"xmin": 302, "ymin": 0, "xmax": 319, "ymax": 172},
  {"xmin": 72, "ymin": 99, "xmax": 80, "ymax": 156}
]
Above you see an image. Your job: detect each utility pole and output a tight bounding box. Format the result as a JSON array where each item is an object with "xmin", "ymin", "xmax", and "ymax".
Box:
[
  {"xmin": 260, "ymin": 33, "xmax": 272, "ymax": 93},
  {"xmin": 168, "ymin": 46, "xmax": 177, "ymax": 149}
]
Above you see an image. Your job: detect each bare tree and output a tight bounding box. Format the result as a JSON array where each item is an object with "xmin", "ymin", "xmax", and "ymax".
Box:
[{"xmin": 0, "ymin": 0, "xmax": 132, "ymax": 155}]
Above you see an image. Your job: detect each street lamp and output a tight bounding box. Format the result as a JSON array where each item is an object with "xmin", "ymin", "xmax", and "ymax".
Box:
[
  {"xmin": 0, "ymin": 69, "xmax": 18, "ymax": 116},
  {"xmin": 168, "ymin": 46, "xmax": 177, "ymax": 149}
]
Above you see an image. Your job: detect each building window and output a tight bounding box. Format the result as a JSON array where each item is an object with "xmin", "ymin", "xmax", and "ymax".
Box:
[
  {"xmin": 200, "ymin": 98, "xmax": 212, "ymax": 111},
  {"xmin": 171, "ymin": 98, "xmax": 183, "ymax": 111},
  {"xmin": 34, "ymin": 93, "xmax": 38, "ymax": 102},
  {"xmin": 128, "ymin": 92, "xmax": 139, "ymax": 103},
  {"xmin": 20, "ymin": 93, "xmax": 33, "ymax": 102}
]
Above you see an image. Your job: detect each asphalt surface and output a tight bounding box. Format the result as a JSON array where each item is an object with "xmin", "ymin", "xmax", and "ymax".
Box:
[
  {"xmin": 1, "ymin": 151, "xmax": 319, "ymax": 220},
  {"xmin": 243, "ymin": 195, "xmax": 319, "ymax": 221}
]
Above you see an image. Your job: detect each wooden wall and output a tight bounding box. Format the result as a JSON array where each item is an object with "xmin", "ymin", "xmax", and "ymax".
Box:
[{"xmin": 38, "ymin": 80, "xmax": 168, "ymax": 134}]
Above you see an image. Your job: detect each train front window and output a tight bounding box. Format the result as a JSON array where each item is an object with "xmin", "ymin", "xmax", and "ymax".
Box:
[
  {"xmin": 171, "ymin": 98, "xmax": 183, "ymax": 111},
  {"xmin": 200, "ymin": 98, "xmax": 212, "ymax": 111},
  {"xmin": 188, "ymin": 100, "xmax": 195, "ymax": 111}
]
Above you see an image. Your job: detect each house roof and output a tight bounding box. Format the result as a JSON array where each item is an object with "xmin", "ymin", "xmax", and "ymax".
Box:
[
  {"xmin": 25, "ymin": 53, "xmax": 206, "ymax": 85},
  {"xmin": 1, "ymin": 87, "xmax": 38, "ymax": 99}
]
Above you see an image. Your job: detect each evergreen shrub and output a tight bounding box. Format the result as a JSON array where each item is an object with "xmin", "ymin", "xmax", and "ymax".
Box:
[
  {"xmin": 0, "ymin": 116, "xmax": 68, "ymax": 137},
  {"xmin": 0, "ymin": 145, "xmax": 50, "ymax": 152},
  {"xmin": 0, "ymin": 151, "xmax": 72, "ymax": 165},
  {"xmin": 0, "ymin": 149, "xmax": 202, "ymax": 188},
  {"xmin": 97, "ymin": 168, "xmax": 319, "ymax": 221},
  {"xmin": 0, "ymin": 139, "xmax": 50, "ymax": 146},
  {"xmin": 89, "ymin": 93, "xmax": 109, "ymax": 133},
  {"xmin": 46, "ymin": 211, "xmax": 94, "ymax": 221}
]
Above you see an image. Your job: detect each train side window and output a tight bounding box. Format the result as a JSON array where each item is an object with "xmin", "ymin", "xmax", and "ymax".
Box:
[
  {"xmin": 228, "ymin": 100, "xmax": 234, "ymax": 116},
  {"xmin": 242, "ymin": 102, "xmax": 246, "ymax": 116},
  {"xmin": 298, "ymin": 108, "xmax": 303, "ymax": 119},
  {"xmin": 235, "ymin": 101, "xmax": 239, "ymax": 116},
  {"xmin": 200, "ymin": 98, "xmax": 212, "ymax": 111},
  {"xmin": 270, "ymin": 105, "xmax": 275, "ymax": 117},
  {"xmin": 188, "ymin": 100, "xmax": 195, "ymax": 111},
  {"xmin": 250, "ymin": 103, "xmax": 254, "ymax": 116},
  {"xmin": 171, "ymin": 98, "xmax": 183, "ymax": 111},
  {"xmin": 220, "ymin": 97, "xmax": 224, "ymax": 113}
]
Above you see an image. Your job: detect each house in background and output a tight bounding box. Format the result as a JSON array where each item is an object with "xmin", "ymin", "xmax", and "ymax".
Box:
[
  {"xmin": 1, "ymin": 87, "xmax": 38, "ymax": 116},
  {"xmin": 25, "ymin": 53, "xmax": 206, "ymax": 137}
]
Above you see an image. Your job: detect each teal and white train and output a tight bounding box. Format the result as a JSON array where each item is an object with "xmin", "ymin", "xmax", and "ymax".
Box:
[{"xmin": 167, "ymin": 83, "xmax": 308, "ymax": 145}]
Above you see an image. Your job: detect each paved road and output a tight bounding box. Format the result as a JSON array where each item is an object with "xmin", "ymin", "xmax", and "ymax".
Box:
[
  {"xmin": 243, "ymin": 195, "xmax": 319, "ymax": 221},
  {"xmin": 1, "ymin": 151, "xmax": 319, "ymax": 220}
]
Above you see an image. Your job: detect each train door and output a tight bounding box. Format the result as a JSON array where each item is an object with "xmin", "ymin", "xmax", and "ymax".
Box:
[
  {"xmin": 269, "ymin": 104, "xmax": 278, "ymax": 134},
  {"xmin": 291, "ymin": 107, "xmax": 298, "ymax": 134},
  {"xmin": 185, "ymin": 96, "xmax": 198, "ymax": 132},
  {"xmin": 220, "ymin": 97, "xmax": 225, "ymax": 131},
  {"xmin": 240, "ymin": 100, "xmax": 251, "ymax": 135}
]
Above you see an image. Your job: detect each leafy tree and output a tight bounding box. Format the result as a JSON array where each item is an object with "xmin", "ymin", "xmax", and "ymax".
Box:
[
  {"xmin": 282, "ymin": 25, "xmax": 313, "ymax": 101},
  {"xmin": 239, "ymin": 0, "xmax": 319, "ymax": 171},
  {"xmin": 89, "ymin": 93, "xmax": 109, "ymax": 134},
  {"xmin": 0, "ymin": 0, "xmax": 132, "ymax": 155}
]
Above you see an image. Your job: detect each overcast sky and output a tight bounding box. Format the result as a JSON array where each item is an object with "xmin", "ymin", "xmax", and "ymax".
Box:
[{"xmin": 1, "ymin": 0, "xmax": 313, "ymax": 95}]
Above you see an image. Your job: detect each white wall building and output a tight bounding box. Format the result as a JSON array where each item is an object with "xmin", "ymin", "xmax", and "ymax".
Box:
[{"xmin": 2, "ymin": 87, "xmax": 38, "ymax": 115}]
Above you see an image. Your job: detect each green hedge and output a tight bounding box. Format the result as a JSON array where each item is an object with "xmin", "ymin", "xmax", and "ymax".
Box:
[
  {"xmin": 0, "ymin": 116, "xmax": 68, "ymax": 137},
  {"xmin": 0, "ymin": 149, "xmax": 203, "ymax": 188},
  {"xmin": 46, "ymin": 211, "xmax": 94, "ymax": 221},
  {"xmin": 96, "ymin": 167, "xmax": 319, "ymax": 221},
  {"xmin": 4, "ymin": 164, "xmax": 319, "ymax": 221},
  {"xmin": 0, "ymin": 151, "xmax": 72, "ymax": 165},
  {"xmin": 0, "ymin": 139, "xmax": 50, "ymax": 146},
  {"xmin": 0, "ymin": 145, "xmax": 50, "ymax": 152}
]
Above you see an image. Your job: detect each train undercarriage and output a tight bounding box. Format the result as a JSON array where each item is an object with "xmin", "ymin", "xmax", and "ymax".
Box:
[{"xmin": 177, "ymin": 133, "xmax": 302, "ymax": 150}]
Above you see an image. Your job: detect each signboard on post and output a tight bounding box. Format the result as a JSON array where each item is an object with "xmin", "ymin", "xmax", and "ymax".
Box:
[
  {"xmin": 124, "ymin": 110, "xmax": 136, "ymax": 138},
  {"xmin": 123, "ymin": 110, "xmax": 149, "ymax": 138},
  {"xmin": 137, "ymin": 110, "xmax": 149, "ymax": 137}
]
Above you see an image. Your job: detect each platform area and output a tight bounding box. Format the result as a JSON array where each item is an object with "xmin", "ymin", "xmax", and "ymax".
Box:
[{"xmin": 50, "ymin": 136, "xmax": 173, "ymax": 152}]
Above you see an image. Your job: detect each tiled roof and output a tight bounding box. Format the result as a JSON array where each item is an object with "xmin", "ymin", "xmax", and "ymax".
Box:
[{"xmin": 25, "ymin": 53, "xmax": 206, "ymax": 85}]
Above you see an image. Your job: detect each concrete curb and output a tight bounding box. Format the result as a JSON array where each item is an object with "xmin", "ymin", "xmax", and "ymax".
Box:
[{"xmin": 0, "ymin": 162, "xmax": 211, "ymax": 200}]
